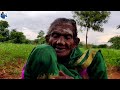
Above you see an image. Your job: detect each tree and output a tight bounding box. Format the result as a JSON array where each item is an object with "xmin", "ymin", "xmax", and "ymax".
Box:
[
  {"xmin": 24, "ymin": 39, "xmax": 32, "ymax": 44},
  {"xmin": 1, "ymin": 29, "xmax": 9, "ymax": 40},
  {"xmin": 108, "ymin": 35, "xmax": 120, "ymax": 49},
  {"xmin": 0, "ymin": 34, "xmax": 6, "ymax": 42},
  {"xmin": 9, "ymin": 29, "xmax": 26, "ymax": 44},
  {"xmin": 37, "ymin": 30, "xmax": 45, "ymax": 38},
  {"xmin": 98, "ymin": 44, "xmax": 108, "ymax": 48},
  {"xmin": 0, "ymin": 20, "xmax": 9, "ymax": 30},
  {"xmin": 37, "ymin": 30, "xmax": 46, "ymax": 44},
  {"xmin": 72, "ymin": 11, "xmax": 111, "ymax": 48},
  {"xmin": 0, "ymin": 29, "xmax": 9, "ymax": 42},
  {"xmin": 117, "ymin": 25, "xmax": 120, "ymax": 29},
  {"xmin": 0, "ymin": 20, "xmax": 10, "ymax": 42}
]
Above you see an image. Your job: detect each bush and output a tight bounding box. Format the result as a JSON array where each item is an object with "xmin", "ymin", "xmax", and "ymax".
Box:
[{"xmin": 98, "ymin": 44, "xmax": 108, "ymax": 48}]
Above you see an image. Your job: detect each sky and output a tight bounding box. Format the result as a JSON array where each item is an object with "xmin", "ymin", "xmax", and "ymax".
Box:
[{"xmin": 0, "ymin": 11, "xmax": 120, "ymax": 45}]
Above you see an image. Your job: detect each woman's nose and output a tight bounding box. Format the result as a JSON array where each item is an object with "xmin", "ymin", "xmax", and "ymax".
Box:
[{"xmin": 56, "ymin": 36, "xmax": 65, "ymax": 45}]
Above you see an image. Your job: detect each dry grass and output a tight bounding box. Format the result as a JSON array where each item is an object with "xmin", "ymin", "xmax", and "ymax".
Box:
[{"xmin": 0, "ymin": 59, "xmax": 26, "ymax": 79}]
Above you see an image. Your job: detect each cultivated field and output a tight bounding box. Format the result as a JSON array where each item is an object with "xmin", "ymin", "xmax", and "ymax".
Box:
[{"xmin": 0, "ymin": 43, "xmax": 120, "ymax": 79}]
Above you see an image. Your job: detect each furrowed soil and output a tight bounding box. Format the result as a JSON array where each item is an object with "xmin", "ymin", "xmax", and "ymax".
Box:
[
  {"xmin": 0, "ymin": 59, "xmax": 120, "ymax": 79},
  {"xmin": 0, "ymin": 59, "xmax": 25, "ymax": 79}
]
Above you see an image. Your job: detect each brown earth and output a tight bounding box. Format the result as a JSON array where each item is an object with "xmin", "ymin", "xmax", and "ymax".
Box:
[
  {"xmin": 107, "ymin": 66, "xmax": 120, "ymax": 79},
  {"xmin": 0, "ymin": 59, "xmax": 25, "ymax": 79},
  {"xmin": 0, "ymin": 59, "xmax": 120, "ymax": 79}
]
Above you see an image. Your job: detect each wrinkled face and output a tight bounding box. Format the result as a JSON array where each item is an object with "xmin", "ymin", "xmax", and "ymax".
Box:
[{"xmin": 47, "ymin": 23, "xmax": 76, "ymax": 59}]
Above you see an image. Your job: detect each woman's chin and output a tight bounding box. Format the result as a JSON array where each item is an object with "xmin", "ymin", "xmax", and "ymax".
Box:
[{"xmin": 56, "ymin": 53, "xmax": 69, "ymax": 59}]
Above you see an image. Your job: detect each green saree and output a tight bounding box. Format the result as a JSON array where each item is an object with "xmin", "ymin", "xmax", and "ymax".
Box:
[{"xmin": 24, "ymin": 44, "xmax": 107, "ymax": 79}]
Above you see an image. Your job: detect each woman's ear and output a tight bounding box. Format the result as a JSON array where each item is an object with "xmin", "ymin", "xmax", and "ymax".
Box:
[
  {"xmin": 73, "ymin": 38, "xmax": 80, "ymax": 48},
  {"xmin": 75, "ymin": 38, "xmax": 80, "ymax": 46}
]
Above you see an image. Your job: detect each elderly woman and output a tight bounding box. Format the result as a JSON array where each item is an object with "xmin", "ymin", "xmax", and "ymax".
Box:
[{"xmin": 22, "ymin": 18, "xmax": 107, "ymax": 79}]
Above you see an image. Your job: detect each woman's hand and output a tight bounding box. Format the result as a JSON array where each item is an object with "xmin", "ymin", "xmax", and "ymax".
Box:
[{"xmin": 51, "ymin": 71, "xmax": 74, "ymax": 79}]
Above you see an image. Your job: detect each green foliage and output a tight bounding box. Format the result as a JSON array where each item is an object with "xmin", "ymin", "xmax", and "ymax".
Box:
[
  {"xmin": 73, "ymin": 11, "xmax": 110, "ymax": 31},
  {"xmin": 98, "ymin": 44, "xmax": 108, "ymax": 48},
  {"xmin": 0, "ymin": 20, "xmax": 10, "ymax": 42},
  {"xmin": 24, "ymin": 39, "xmax": 32, "ymax": 44},
  {"xmin": 0, "ymin": 21, "xmax": 46, "ymax": 44},
  {"xmin": 33, "ymin": 39, "xmax": 39, "ymax": 44},
  {"xmin": 36, "ymin": 30, "xmax": 46, "ymax": 44},
  {"xmin": 78, "ymin": 42, "xmax": 84, "ymax": 48},
  {"xmin": 0, "ymin": 43, "xmax": 36, "ymax": 65},
  {"xmin": 0, "ymin": 43, "xmax": 120, "ymax": 70},
  {"xmin": 9, "ymin": 29, "xmax": 26, "ymax": 44},
  {"xmin": 33, "ymin": 37, "xmax": 46, "ymax": 44},
  {"xmin": 92, "ymin": 45, "xmax": 98, "ymax": 48},
  {"xmin": 0, "ymin": 20, "xmax": 9, "ymax": 30},
  {"xmin": 39, "ymin": 37, "xmax": 46, "ymax": 44},
  {"xmin": 37, "ymin": 30, "xmax": 45, "ymax": 38},
  {"xmin": 72, "ymin": 11, "xmax": 111, "ymax": 48},
  {"xmin": 0, "ymin": 21, "xmax": 33, "ymax": 44},
  {"xmin": 80, "ymin": 47, "xmax": 120, "ymax": 67},
  {"xmin": 100, "ymin": 48, "xmax": 120, "ymax": 67},
  {"xmin": 108, "ymin": 35, "xmax": 120, "ymax": 49},
  {"xmin": 0, "ymin": 34, "xmax": 6, "ymax": 42}
]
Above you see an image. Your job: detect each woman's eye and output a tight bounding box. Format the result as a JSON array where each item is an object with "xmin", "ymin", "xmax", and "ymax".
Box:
[
  {"xmin": 65, "ymin": 35, "xmax": 72, "ymax": 39},
  {"xmin": 52, "ymin": 34, "xmax": 59, "ymax": 38}
]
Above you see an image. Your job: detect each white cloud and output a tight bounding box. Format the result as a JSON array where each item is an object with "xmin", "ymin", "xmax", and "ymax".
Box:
[
  {"xmin": 97, "ymin": 33, "xmax": 120, "ymax": 44},
  {"xmin": 1, "ymin": 11, "xmax": 120, "ymax": 45},
  {"xmin": 97, "ymin": 34, "xmax": 114, "ymax": 44},
  {"xmin": 19, "ymin": 11, "xmax": 59, "ymax": 18},
  {"xmin": 18, "ymin": 27, "xmax": 38, "ymax": 40}
]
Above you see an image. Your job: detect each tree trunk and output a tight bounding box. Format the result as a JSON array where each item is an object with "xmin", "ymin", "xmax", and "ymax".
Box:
[{"xmin": 86, "ymin": 28, "xmax": 89, "ymax": 48}]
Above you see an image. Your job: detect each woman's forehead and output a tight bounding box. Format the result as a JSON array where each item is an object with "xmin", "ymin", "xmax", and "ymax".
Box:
[
  {"xmin": 57, "ymin": 23, "xmax": 73, "ymax": 28},
  {"xmin": 51, "ymin": 28, "xmax": 73, "ymax": 36},
  {"xmin": 52, "ymin": 23, "xmax": 74, "ymax": 31},
  {"xmin": 48, "ymin": 22, "xmax": 77, "ymax": 37},
  {"xmin": 52, "ymin": 23, "xmax": 74, "ymax": 34}
]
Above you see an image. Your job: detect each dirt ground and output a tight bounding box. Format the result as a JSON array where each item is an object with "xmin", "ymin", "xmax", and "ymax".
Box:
[
  {"xmin": 0, "ymin": 60, "xmax": 120, "ymax": 79},
  {"xmin": 108, "ymin": 71, "xmax": 120, "ymax": 79},
  {"xmin": 0, "ymin": 59, "xmax": 24, "ymax": 79},
  {"xmin": 107, "ymin": 66, "xmax": 120, "ymax": 79}
]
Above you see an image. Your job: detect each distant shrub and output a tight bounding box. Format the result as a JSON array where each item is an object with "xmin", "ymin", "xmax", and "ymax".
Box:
[
  {"xmin": 98, "ymin": 44, "xmax": 108, "ymax": 48},
  {"xmin": 92, "ymin": 45, "xmax": 98, "ymax": 48},
  {"xmin": 108, "ymin": 35, "xmax": 120, "ymax": 49},
  {"xmin": 78, "ymin": 42, "xmax": 84, "ymax": 48}
]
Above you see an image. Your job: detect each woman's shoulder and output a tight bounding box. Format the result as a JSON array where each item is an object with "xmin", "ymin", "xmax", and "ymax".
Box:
[
  {"xmin": 33, "ymin": 44, "xmax": 56, "ymax": 56},
  {"xmin": 36, "ymin": 44, "xmax": 52, "ymax": 49},
  {"xmin": 34, "ymin": 44, "xmax": 54, "ymax": 51}
]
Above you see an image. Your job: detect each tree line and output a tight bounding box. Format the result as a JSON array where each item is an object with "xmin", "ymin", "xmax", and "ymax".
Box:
[
  {"xmin": 0, "ymin": 11, "xmax": 120, "ymax": 49},
  {"xmin": 0, "ymin": 20, "xmax": 46, "ymax": 44}
]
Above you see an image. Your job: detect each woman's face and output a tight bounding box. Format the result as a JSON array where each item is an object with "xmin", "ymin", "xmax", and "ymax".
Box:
[{"xmin": 47, "ymin": 23, "xmax": 76, "ymax": 59}]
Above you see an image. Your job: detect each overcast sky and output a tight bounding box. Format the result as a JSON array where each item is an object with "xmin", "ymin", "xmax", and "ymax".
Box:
[{"xmin": 1, "ymin": 11, "xmax": 120, "ymax": 45}]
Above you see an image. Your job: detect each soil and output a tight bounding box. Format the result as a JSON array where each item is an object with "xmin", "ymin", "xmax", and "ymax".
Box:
[
  {"xmin": 0, "ymin": 60, "xmax": 120, "ymax": 79},
  {"xmin": 108, "ymin": 71, "xmax": 120, "ymax": 79},
  {"xmin": 107, "ymin": 66, "xmax": 120, "ymax": 79},
  {"xmin": 0, "ymin": 59, "xmax": 25, "ymax": 79}
]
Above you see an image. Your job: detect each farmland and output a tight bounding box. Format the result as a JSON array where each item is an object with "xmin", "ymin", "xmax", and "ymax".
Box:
[{"xmin": 0, "ymin": 43, "xmax": 120, "ymax": 79}]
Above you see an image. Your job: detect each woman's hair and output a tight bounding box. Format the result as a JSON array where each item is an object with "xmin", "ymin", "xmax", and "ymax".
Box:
[
  {"xmin": 46, "ymin": 18, "xmax": 78, "ymax": 39},
  {"xmin": 45, "ymin": 18, "xmax": 80, "ymax": 44}
]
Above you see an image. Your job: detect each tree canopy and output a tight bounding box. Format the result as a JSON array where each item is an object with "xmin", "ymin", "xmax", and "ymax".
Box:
[
  {"xmin": 0, "ymin": 20, "xmax": 10, "ymax": 42},
  {"xmin": 72, "ymin": 11, "xmax": 111, "ymax": 48},
  {"xmin": 108, "ymin": 35, "xmax": 120, "ymax": 49},
  {"xmin": 9, "ymin": 29, "xmax": 26, "ymax": 44},
  {"xmin": 36, "ymin": 30, "xmax": 46, "ymax": 44}
]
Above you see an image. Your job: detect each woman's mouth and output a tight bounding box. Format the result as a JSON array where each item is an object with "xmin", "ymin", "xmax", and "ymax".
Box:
[{"xmin": 55, "ymin": 47, "xmax": 66, "ymax": 52}]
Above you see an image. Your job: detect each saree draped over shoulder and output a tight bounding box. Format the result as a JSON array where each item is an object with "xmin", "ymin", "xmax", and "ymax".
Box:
[{"xmin": 24, "ymin": 44, "xmax": 107, "ymax": 79}]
